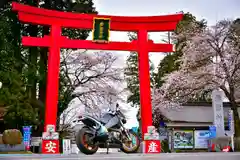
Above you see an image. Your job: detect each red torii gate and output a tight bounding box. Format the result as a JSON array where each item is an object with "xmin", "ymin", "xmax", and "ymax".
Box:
[{"xmin": 12, "ymin": 2, "xmax": 182, "ymax": 153}]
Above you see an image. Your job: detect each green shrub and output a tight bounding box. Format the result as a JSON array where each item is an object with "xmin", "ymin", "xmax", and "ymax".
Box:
[{"xmin": 2, "ymin": 129, "xmax": 22, "ymax": 145}]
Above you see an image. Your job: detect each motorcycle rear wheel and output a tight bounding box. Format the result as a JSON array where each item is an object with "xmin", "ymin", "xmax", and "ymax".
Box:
[
  {"xmin": 120, "ymin": 130, "xmax": 140, "ymax": 153},
  {"xmin": 76, "ymin": 127, "xmax": 99, "ymax": 155}
]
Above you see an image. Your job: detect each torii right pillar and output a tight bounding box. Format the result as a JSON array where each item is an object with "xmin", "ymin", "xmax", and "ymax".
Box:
[
  {"xmin": 138, "ymin": 29, "xmax": 152, "ymax": 135},
  {"xmin": 136, "ymin": 23, "xmax": 182, "ymax": 153}
]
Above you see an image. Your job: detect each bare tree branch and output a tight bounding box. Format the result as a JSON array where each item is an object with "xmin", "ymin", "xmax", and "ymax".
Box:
[{"xmin": 60, "ymin": 49, "xmax": 126, "ymax": 118}]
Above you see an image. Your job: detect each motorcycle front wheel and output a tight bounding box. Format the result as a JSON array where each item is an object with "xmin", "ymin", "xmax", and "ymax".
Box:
[
  {"xmin": 76, "ymin": 127, "xmax": 99, "ymax": 155},
  {"xmin": 120, "ymin": 130, "xmax": 140, "ymax": 153}
]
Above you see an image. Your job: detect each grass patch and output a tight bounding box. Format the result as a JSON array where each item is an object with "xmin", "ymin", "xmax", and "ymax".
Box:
[{"xmin": 0, "ymin": 151, "xmax": 32, "ymax": 154}]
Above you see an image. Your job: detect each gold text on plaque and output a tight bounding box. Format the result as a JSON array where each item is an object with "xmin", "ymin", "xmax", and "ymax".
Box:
[{"xmin": 99, "ymin": 22, "xmax": 104, "ymax": 39}]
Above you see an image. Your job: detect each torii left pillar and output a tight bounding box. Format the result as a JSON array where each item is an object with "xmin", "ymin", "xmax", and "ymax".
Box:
[
  {"xmin": 44, "ymin": 25, "xmax": 61, "ymax": 131},
  {"xmin": 41, "ymin": 25, "xmax": 61, "ymax": 154}
]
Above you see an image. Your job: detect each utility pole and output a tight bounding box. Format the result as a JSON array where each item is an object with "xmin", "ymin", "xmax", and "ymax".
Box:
[{"xmin": 167, "ymin": 31, "xmax": 171, "ymax": 55}]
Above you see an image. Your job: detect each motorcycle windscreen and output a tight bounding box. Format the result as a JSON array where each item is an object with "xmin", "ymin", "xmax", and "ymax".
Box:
[{"xmin": 100, "ymin": 113, "xmax": 115, "ymax": 124}]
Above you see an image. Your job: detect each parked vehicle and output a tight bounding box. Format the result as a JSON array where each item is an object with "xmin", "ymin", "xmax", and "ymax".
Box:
[{"xmin": 75, "ymin": 103, "xmax": 140, "ymax": 155}]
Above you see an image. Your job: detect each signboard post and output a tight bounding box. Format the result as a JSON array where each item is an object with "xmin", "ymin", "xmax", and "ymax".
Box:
[
  {"xmin": 23, "ymin": 126, "xmax": 32, "ymax": 151},
  {"xmin": 212, "ymin": 90, "xmax": 225, "ymax": 137},
  {"xmin": 209, "ymin": 125, "xmax": 217, "ymax": 139},
  {"xmin": 159, "ymin": 121, "xmax": 167, "ymax": 140},
  {"xmin": 228, "ymin": 110, "xmax": 234, "ymax": 134},
  {"xmin": 208, "ymin": 125, "xmax": 217, "ymax": 151},
  {"xmin": 194, "ymin": 130, "xmax": 210, "ymax": 149},
  {"xmin": 173, "ymin": 130, "xmax": 194, "ymax": 149},
  {"xmin": 62, "ymin": 139, "xmax": 71, "ymax": 154},
  {"xmin": 228, "ymin": 110, "xmax": 235, "ymax": 150},
  {"xmin": 159, "ymin": 128, "xmax": 168, "ymax": 140},
  {"xmin": 31, "ymin": 137, "xmax": 42, "ymax": 153}
]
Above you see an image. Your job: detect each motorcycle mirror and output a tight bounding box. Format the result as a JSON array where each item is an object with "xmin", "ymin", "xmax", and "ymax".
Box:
[{"xmin": 116, "ymin": 103, "xmax": 120, "ymax": 111}]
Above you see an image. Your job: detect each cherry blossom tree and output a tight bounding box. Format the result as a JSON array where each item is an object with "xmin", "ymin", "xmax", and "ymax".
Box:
[
  {"xmin": 152, "ymin": 20, "xmax": 240, "ymax": 138},
  {"xmin": 59, "ymin": 50, "xmax": 125, "ymax": 120},
  {"xmin": 152, "ymin": 13, "xmax": 207, "ymax": 127}
]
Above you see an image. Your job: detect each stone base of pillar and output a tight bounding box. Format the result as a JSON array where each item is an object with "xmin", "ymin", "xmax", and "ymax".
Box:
[
  {"xmin": 42, "ymin": 139, "xmax": 60, "ymax": 154},
  {"xmin": 41, "ymin": 131, "xmax": 60, "ymax": 154}
]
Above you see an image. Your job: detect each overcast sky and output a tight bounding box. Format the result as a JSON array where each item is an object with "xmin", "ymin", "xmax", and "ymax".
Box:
[
  {"xmin": 70, "ymin": 0, "xmax": 240, "ymax": 128},
  {"xmin": 94, "ymin": 0, "xmax": 239, "ymax": 24},
  {"xmin": 91, "ymin": 0, "xmax": 240, "ymax": 67}
]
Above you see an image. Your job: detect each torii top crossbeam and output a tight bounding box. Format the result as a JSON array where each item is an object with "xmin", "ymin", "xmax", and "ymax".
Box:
[
  {"xmin": 12, "ymin": 2, "xmax": 182, "ymax": 51},
  {"xmin": 12, "ymin": 2, "xmax": 182, "ymax": 31},
  {"xmin": 12, "ymin": 2, "xmax": 182, "ymax": 145}
]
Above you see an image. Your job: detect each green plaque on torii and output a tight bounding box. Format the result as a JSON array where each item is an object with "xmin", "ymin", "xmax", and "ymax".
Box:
[{"xmin": 92, "ymin": 17, "xmax": 110, "ymax": 43}]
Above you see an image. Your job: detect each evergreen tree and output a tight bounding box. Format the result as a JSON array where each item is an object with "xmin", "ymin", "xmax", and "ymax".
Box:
[
  {"xmin": 124, "ymin": 32, "xmax": 155, "ymax": 107},
  {"xmin": 124, "ymin": 32, "xmax": 154, "ymax": 132},
  {"xmin": 124, "ymin": 50, "xmax": 139, "ymax": 107}
]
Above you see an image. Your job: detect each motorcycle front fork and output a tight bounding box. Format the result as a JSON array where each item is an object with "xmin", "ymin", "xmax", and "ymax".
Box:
[{"xmin": 123, "ymin": 129, "xmax": 132, "ymax": 142}]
